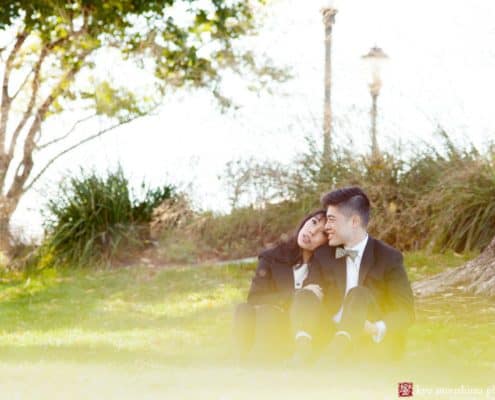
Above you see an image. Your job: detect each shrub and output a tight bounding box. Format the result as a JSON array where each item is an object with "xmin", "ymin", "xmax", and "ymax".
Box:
[
  {"xmin": 42, "ymin": 166, "xmax": 177, "ymax": 267},
  {"xmin": 420, "ymin": 157, "xmax": 495, "ymax": 252}
]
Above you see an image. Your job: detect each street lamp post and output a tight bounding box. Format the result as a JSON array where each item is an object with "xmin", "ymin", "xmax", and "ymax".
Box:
[
  {"xmin": 321, "ymin": 1, "xmax": 337, "ymax": 162},
  {"xmin": 362, "ymin": 46, "xmax": 388, "ymax": 161}
]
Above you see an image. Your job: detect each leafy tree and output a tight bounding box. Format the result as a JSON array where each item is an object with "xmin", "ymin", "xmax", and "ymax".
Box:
[{"xmin": 0, "ymin": 0, "xmax": 287, "ymax": 249}]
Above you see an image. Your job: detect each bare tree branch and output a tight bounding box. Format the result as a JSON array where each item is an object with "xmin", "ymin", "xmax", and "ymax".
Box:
[
  {"xmin": 23, "ymin": 116, "xmax": 141, "ymax": 193},
  {"xmin": 6, "ymin": 48, "xmax": 92, "ymax": 200},
  {"xmin": 0, "ymin": 31, "xmax": 27, "ymax": 150},
  {"xmin": 10, "ymin": 67, "xmax": 35, "ymax": 102},
  {"xmin": 6, "ymin": 31, "xmax": 87, "ymax": 161},
  {"xmin": 37, "ymin": 113, "xmax": 97, "ymax": 150},
  {"xmin": 6, "ymin": 47, "xmax": 48, "ymax": 161},
  {"xmin": 5, "ymin": 21, "xmax": 93, "ymax": 160}
]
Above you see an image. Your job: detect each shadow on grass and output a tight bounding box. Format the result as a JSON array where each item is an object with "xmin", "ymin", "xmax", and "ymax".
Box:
[
  {"xmin": 0, "ymin": 264, "xmax": 253, "ymax": 333},
  {"xmin": 0, "ymin": 342, "xmax": 232, "ymax": 366}
]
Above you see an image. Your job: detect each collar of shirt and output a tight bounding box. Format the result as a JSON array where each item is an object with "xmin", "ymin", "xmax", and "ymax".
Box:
[{"xmin": 344, "ymin": 234, "xmax": 369, "ymax": 263}]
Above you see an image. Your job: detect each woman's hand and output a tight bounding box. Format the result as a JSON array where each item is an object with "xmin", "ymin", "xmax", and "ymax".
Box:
[{"xmin": 301, "ymin": 284, "xmax": 324, "ymax": 300}]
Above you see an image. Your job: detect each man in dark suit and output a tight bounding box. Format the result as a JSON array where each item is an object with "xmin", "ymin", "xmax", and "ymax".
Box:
[{"xmin": 312, "ymin": 186, "xmax": 415, "ymax": 362}]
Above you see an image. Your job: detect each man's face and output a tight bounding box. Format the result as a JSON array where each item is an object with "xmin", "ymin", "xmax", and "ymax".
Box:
[{"xmin": 325, "ymin": 205, "xmax": 354, "ymax": 247}]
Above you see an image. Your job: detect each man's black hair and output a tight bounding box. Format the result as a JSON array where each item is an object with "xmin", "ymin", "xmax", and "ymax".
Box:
[{"xmin": 321, "ymin": 186, "xmax": 371, "ymax": 226}]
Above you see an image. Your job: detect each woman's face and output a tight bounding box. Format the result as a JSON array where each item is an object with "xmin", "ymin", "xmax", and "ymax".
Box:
[{"xmin": 297, "ymin": 214, "xmax": 327, "ymax": 252}]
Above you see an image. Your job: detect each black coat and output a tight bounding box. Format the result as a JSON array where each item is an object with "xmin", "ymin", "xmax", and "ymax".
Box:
[
  {"xmin": 311, "ymin": 236, "xmax": 415, "ymax": 334},
  {"xmin": 246, "ymin": 246, "xmax": 321, "ymax": 309}
]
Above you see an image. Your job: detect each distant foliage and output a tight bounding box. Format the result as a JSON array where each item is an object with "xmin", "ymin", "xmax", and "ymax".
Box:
[
  {"xmin": 176, "ymin": 132, "xmax": 495, "ymax": 262},
  {"xmin": 34, "ymin": 133, "xmax": 495, "ymax": 267},
  {"xmin": 220, "ymin": 158, "xmax": 291, "ymax": 209},
  {"xmin": 43, "ymin": 167, "xmax": 176, "ymax": 267}
]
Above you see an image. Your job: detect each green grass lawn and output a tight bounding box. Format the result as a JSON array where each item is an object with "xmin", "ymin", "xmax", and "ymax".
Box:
[{"xmin": 0, "ymin": 250, "xmax": 494, "ymax": 399}]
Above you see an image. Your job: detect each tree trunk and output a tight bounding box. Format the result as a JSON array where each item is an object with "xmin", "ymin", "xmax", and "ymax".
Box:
[
  {"xmin": 413, "ymin": 235, "xmax": 495, "ymax": 298},
  {"xmin": 0, "ymin": 217, "xmax": 11, "ymax": 253},
  {"xmin": 0, "ymin": 196, "xmax": 16, "ymax": 254}
]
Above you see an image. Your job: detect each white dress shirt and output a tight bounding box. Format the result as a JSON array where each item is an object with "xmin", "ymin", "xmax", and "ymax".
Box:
[
  {"xmin": 293, "ymin": 263, "xmax": 309, "ymax": 289},
  {"xmin": 332, "ymin": 234, "xmax": 387, "ymax": 343}
]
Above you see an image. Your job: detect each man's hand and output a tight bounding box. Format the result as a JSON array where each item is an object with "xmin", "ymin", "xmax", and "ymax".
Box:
[{"xmin": 302, "ymin": 284, "xmax": 323, "ymax": 300}]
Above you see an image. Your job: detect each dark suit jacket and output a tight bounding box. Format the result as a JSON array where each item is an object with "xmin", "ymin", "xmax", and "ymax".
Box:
[
  {"xmin": 247, "ymin": 247, "xmax": 321, "ymax": 309},
  {"xmin": 311, "ymin": 236, "xmax": 415, "ymax": 334}
]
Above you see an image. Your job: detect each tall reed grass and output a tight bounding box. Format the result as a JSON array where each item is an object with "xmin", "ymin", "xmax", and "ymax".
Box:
[{"xmin": 173, "ymin": 134, "xmax": 495, "ymax": 261}]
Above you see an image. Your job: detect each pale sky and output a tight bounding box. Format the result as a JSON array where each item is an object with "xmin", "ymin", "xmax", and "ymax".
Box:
[{"xmin": 10, "ymin": 0, "xmax": 495, "ymax": 240}]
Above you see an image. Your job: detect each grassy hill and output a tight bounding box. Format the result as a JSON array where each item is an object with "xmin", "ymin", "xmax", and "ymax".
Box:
[{"xmin": 0, "ymin": 250, "xmax": 493, "ymax": 399}]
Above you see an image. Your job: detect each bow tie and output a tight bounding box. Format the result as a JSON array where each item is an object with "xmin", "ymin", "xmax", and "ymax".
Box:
[{"xmin": 335, "ymin": 247, "xmax": 359, "ymax": 261}]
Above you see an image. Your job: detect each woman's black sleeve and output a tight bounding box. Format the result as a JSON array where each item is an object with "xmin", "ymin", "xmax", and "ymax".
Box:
[{"xmin": 247, "ymin": 258, "xmax": 277, "ymax": 305}]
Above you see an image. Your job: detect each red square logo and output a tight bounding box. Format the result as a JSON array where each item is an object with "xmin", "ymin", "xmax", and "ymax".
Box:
[{"xmin": 398, "ymin": 382, "xmax": 413, "ymax": 397}]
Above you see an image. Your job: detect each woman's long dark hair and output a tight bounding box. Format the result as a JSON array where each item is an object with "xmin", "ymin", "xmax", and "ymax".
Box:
[{"xmin": 259, "ymin": 209, "xmax": 326, "ymax": 266}]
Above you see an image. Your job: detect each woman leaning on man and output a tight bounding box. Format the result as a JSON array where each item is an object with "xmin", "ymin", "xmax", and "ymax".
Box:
[{"xmin": 233, "ymin": 209, "xmax": 329, "ymax": 363}]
